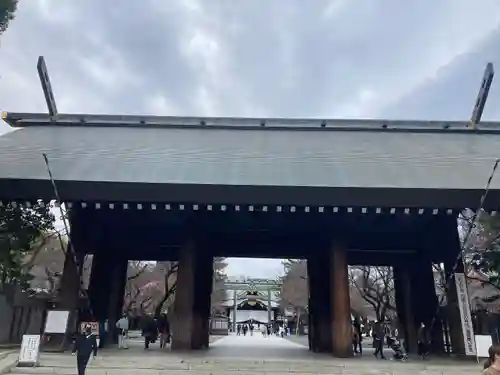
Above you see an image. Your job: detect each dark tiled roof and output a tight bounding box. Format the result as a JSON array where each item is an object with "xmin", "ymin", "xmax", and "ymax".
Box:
[{"xmin": 1, "ymin": 114, "xmax": 500, "ymax": 191}]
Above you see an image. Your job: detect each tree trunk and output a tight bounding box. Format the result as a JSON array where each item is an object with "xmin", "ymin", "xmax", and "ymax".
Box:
[
  {"xmin": 296, "ymin": 310, "xmax": 301, "ymax": 335},
  {"xmin": 155, "ymin": 283, "xmax": 176, "ymax": 317}
]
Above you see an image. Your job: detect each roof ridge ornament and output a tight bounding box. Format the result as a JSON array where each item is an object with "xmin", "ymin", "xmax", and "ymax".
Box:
[
  {"xmin": 469, "ymin": 62, "xmax": 494, "ymax": 130},
  {"xmin": 37, "ymin": 56, "xmax": 58, "ymax": 120}
]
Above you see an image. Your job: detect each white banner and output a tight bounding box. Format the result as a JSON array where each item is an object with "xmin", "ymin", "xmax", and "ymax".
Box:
[
  {"xmin": 454, "ymin": 273, "xmax": 476, "ymax": 356},
  {"xmin": 19, "ymin": 334, "xmax": 41, "ymax": 366}
]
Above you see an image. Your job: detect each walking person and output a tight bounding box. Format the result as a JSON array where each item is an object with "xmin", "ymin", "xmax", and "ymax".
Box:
[
  {"xmin": 372, "ymin": 321, "xmax": 385, "ymax": 359},
  {"xmin": 352, "ymin": 318, "xmax": 362, "ymax": 355},
  {"xmin": 116, "ymin": 314, "xmax": 129, "ymax": 349},
  {"xmin": 384, "ymin": 322, "xmax": 392, "ymax": 348},
  {"xmin": 141, "ymin": 314, "xmax": 158, "ymax": 350},
  {"xmin": 158, "ymin": 314, "xmax": 170, "ymax": 349},
  {"xmin": 72, "ymin": 324, "xmax": 98, "ymax": 375},
  {"xmin": 417, "ymin": 322, "xmax": 429, "ymax": 360}
]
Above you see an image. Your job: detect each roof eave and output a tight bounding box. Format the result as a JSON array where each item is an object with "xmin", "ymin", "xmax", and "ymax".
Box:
[{"xmin": 4, "ymin": 111, "xmax": 500, "ymax": 134}]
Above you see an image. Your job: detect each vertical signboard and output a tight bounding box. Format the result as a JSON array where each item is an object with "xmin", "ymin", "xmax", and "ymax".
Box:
[
  {"xmin": 454, "ymin": 273, "xmax": 476, "ymax": 355},
  {"xmin": 18, "ymin": 335, "xmax": 41, "ymax": 367}
]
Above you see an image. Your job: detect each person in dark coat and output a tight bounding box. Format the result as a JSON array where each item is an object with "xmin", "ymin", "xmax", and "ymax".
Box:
[
  {"xmin": 141, "ymin": 315, "xmax": 158, "ymax": 349},
  {"xmin": 157, "ymin": 314, "xmax": 170, "ymax": 349},
  {"xmin": 372, "ymin": 321, "xmax": 385, "ymax": 359},
  {"xmin": 417, "ymin": 322, "xmax": 429, "ymax": 359},
  {"xmin": 352, "ymin": 318, "xmax": 362, "ymax": 355},
  {"xmin": 72, "ymin": 324, "xmax": 98, "ymax": 375}
]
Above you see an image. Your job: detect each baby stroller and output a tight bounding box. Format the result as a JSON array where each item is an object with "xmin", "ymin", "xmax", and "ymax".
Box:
[{"xmin": 390, "ymin": 338, "xmax": 408, "ymax": 362}]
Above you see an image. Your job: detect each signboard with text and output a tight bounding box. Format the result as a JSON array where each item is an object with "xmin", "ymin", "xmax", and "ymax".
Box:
[
  {"xmin": 454, "ymin": 273, "xmax": 476, "ymax": 355},
  {"xmin": 18, "ymin": 335, "xmax": 41, "ymax": 367}
]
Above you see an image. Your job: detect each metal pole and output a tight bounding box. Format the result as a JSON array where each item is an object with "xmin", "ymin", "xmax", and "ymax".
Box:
[
  {"xmin": 42, "ymin": 153, "xmax": 86, "ymax": 349},
  {"xmin": 42, "ymin": 153, "xmax": 71, "ymax": 253},
  {"xmin": 42, "ymin": 153, "xmax": 88, "ymax": 302}
]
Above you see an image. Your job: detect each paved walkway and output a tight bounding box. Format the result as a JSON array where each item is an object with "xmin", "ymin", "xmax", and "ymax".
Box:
[
  {"xmin": 286, "ymin": 334, "xmax": 394, "ymax": 356},
  {"xmin": 1, "ymin": 334, "xmax": 482, "ymax": 375},
  {"xmin": 207, "ymin": 333, "xmax": 313, "ymax": 359}
]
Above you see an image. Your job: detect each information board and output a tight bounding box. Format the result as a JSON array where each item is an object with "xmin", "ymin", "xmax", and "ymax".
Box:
[
  {"xmin": 475, "ymin": 335, "xmax": 493, "ymax": 358},
  {"xmin": 44, "ymin": 310, "xmax": 70, "ymax": 334},
  {"xmin": 18, "ymin": 335, "xmax": 41, "ymax": 367}
]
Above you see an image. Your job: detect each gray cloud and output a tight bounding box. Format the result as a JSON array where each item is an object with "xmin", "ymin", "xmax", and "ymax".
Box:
[
  {"xmin": 381, "ymin": 25, "xmax": 500, "ymax": 120},
  {"xmin": 226, "ymin": 258, "xmax": 284, "ymax": 279},
  {"xmin": 1, "ymin": 0, "xmax": 500, "ymax": 275}
]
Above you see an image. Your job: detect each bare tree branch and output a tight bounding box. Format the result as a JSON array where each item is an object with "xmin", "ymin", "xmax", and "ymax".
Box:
[{"xmin": 349, "ymin": 266, "xmax": 395, "ymax": 321}]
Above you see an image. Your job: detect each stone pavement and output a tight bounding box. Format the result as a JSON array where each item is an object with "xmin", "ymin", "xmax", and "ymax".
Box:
[
  {"xmin": 2, "ymin": 333, "xmax": 485, "ymax": 375},
  {"xmin": 286, "ymin": 334, "xmax": 394, "ymax": 356},
  {"xmin": 206, "ymin": 332, "xmax": 312, "ymax": 359}
]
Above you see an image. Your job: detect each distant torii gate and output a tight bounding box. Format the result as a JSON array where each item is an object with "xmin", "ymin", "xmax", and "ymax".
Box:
[{"xmin": 224, "ymin": 278, "xmax": 281, "ymax": 331}]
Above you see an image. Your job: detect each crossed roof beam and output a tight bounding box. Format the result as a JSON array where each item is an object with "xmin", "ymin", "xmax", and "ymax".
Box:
[{"xmin": 1, "ymin": 57, "xmax": 496, "ymax": 132}]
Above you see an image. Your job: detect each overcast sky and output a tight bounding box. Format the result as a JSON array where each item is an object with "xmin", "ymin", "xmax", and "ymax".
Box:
[{"xmin": 2, "ymin": 1, "xmax": 500, "ymax": 277}]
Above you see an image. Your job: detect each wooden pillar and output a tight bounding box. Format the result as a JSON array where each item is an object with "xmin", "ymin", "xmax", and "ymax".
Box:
[
  {"xmin": 106, "ymin": 257, "xmax": 128, "ymax": 344},
  {"xmin": 172, "ymin": 242, "xmax": 212, "ymax": 350},
  {"xmin": 171, "ymin": 241, "xmax": 197, "ymax": 350},
  {"xmin": 330, "ymin": 243, "xmax": 352, "ymax": 358},
  {"xmin": 55, "ymin": 243, "xmax": 83, "ymax": 349},
  {"xmin": 394, "ymin": 265, "xmax": 417, "ymax": 353},
  {"xmin": 317, "ymin": 251, "xmax": 332, "ymax": 352},
  {"xmin": 58, "ymin": 244, "xmax": 81, "ymax": 309},
  {"xmin": 307, "ymin": 256, "xmax": 321, "ymax": 353},
  {"xmin": 57, "ymin": 210, "xmax": 87, "ymax": 348},
  {"xmin": 409, "ymin": 255, "xmax": 443, "ymax": 354},
  {"xmin": 193, "ymin": 251, "xmax": 213, "ymax": 349},
  {"xmin": 88, "ymin": 251, "xmax": 113, "ymax": 321},
  {"xmin": 445, "ymin": 258, "xmax": 466, "ymax": 355},
  {"xmin": 437, "ymin": 219, "xmax": 467, "ymax": 356},
  {"xmin": 307, "ymin": 254, "xmax": 332, "ymax": 352}
]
